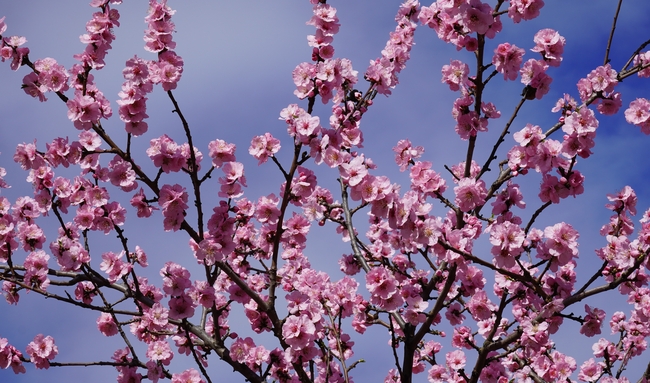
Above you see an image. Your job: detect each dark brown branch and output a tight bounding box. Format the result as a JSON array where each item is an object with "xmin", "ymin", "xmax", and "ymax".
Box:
[{"xmin": 604, "ymin": 0, "xmax": 624, "ymax": 65}]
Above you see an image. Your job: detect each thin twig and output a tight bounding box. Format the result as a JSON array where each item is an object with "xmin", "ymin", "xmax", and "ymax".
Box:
[{"xmin": 604, "ymin": 0, "xmax": 624, "ymax": 65}]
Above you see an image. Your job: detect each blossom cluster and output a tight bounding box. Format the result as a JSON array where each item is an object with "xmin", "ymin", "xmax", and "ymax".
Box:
[
  {"xmin": 0, "ymin": 337, "xmax": 25, "ymax": 373},
  {"xmin": 419, "ymin": 0, "xmax": 501, "ymax": 51},
  {"xmin": 366, "ymin": 0, "xmax": 420, "ymax": 95},
  {"xmin": 625, "ymin": 97, "xmax": 650, "ymax": 134},
  {"xmin": 147, "ymin": 134, "xmax": 202, "ymax": 174},
  {"xmin": 293, "ymin": 2, "xmax": 358, "ymax": 105},
  {"xmin": 0, "ymin": 16, "xmax": 29, "ymax": 71},
  {"xmin": 76, "ymin": 0, "xmax": 121, "ymax": 69},
  {"xmin": 117, "ymin": 56, "xmax": 153, "ymax": 135},
  {"xmin": 116, "ymin": 0, "xmax": 183, "ymax": 137},
  {"xmin": 4, "ymin": 1, "xmax": 650, "ymax": 383},
  {"xmin": 64, "ymin": 1, "xmax": 122, "ymax": 129}
]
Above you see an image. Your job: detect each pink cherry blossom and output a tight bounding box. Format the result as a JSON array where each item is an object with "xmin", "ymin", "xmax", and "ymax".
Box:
[
  {"xmin": 520, "ymin": 59, "xmax": 552, "ymax": 99},
  {"xmin": 25, "ymin": 334, "xmax": 58, "ymax": 369},
  {"xmin": 208, "ymin": 139, "xmax": 236, "ymax": 168},
  {"xmin": 531, "ymin": 28, "xmax": 565, "ymax": 67},
  {"xmin": 21, "ymin": 250, "xmax": 49, "ymax": 291},
  {"xmin": 168, "ymin": 293, "xmax": 195, "ymax": 320},
  {"xmin": 625, "ymin": 98, "xmax": 650, "ymax": 134},
  {"xmin": 160, "ymin": 261, "xmax": 192, "ymax": 296},
  {"xmin": 588, "ymin": 64, "xmax": 618, "ymax": 93},
  {"xmin": 100, "ymin": 251, "xmax": 132, "ymax": 283},
  {"xmin": 446, "ymin": 349, "xmax": 466, "ymax": 371},
  {"xmin": 0, "ymin": 337, "xmax": 25, "ymax": 373},
  {"xmin": 441, "ymin": 59, "xmax": 470, "ymax": 92},
  {"xmin": 537, "ymin": 222, "xmax": 579, "ymax": 271},
  {"xmin": 578, "ymin": 358, "xmax": 603, "ymax": 382},
  {"xmin": 493, "ymin": 43, "xmax": 525, "ymax": 81},
  {"xmin": 462, "ymin": 1, "xmax": 494, "ymax": 35},
  {"xmin": 508, "ymin": 0, "xmax": 544, "ymax": 23},
  {"xmin": 74, "ymin": 281, "xmax": 97, "ymax": 305},
  {"xmin": 66, "ymin": 93, "xmax": 102, "ymax": 130},
  {"xmin": 490, "ymin": 221, "xmax": 525, "ymax": 268},
  {"xmin": 97, "ymin": 313, "xmax": 119, "ymax": 336},
  {"xmin": 146, "ymin": 340, "xmax": 173, "ymax": 365},
  {"xmin": 365, "ymin": 2, "xmax": 418, "ymax": 95},
  {"xmin": 249, "ymin": 133, "xmax": 281, "ymax": 165},
  {"xmin": 454, "ymin": 177, "xmax": 487, "ymax": 212},
  {"xmin": 171, "ymin": 369, "xmax": 205, "ymax": 383},
  {"xmin": 282, "ymin": 314, "xmax": 317, "ymax": 350},
  {"xmin": 580, "ymin": 305, "xmax": 606, "ymax": 337}
]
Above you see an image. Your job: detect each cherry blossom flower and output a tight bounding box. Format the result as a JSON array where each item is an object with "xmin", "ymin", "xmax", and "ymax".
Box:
[
  {"xmin": 171, "ymin": 368, "xmax": 205, "ymax": 383},
  {"xmin": 282, "ymin": 314, "xmax": 317, "ymax": 350},
  {"xmin": 97, "ymin": 313, "xmax": 119, "ymax": 336},
  {"xmin": 249, "ymin": 133, "xmax": 281, "ymax": 165},
  {"xmin": 531, "ymin": 28, "xmax": 565, "ymax": 67},
  {"xmin": 100, "ymin": 251, "xmax": 132, "ymax": 283},
  {"xmin": 446, "ymin": 349, "xmax": 466, "ymax": 371},
  {"xmin": 493, "ymin": 43, "xmax": 525, "ymax": 81},
  {"xmin": 580, "ymin": 304, "xmax": 606, "ymax": 337},
  {"xmin": 520, "ymin": 59, "xmax": 552, "ymax": 99},
  {"xmin": 508, "ymin": 0, "xmax": 545, "ymax": 23},
  {"xmin": 365, "ymin": 2, "xmax": 419, "ymax": 95},
  {"xmin": 0, "ymin": 337, "xmax": 25, "ymax": 373},
  {"xmin": 625, "ymin": 98, "xmax": 650, "ymax": 134},
  {"xmin": 208, "ymin": 139, "xmax": 236, "ymax": 168},
  {"xmin": 146, "ymin": 340, "xmax": 173, "ymax": 365},
  {"xmin": 454, "ymin": 177, "xmax": 487, "ymax": 212},
  {"xmin": 25, "ymin": 334, "xmax": 58, "ymax": 369},
  {"xmin": 441, "ymin": 59, "xmax": 470, "ymax": 92}
]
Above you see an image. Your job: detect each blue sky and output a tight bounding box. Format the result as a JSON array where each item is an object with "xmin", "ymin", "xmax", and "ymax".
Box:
[{"xmin": 2, "ymin": 1, "xmax": 650, "ymax": 382}]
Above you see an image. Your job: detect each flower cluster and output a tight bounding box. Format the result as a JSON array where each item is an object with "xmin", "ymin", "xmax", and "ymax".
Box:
[
  {"xmin": 58, "ymin": 3, "xmax": 118, "ymax": 129},
  {"xmin": 107, "ymin": 155, "xmax": 138, "ymax": 192},
  {"xmin": 306, "ymin": 3, "xmax": 339, "ymax": 61},
  {"xmin": 160, "ymin": 262, "xmax": 198, "ymax": 320},
  {"xmin": 100, "ymin": 251, "xmax": 132, "ymax": 283},
  {"xmin": 293, "ymin": 3, "xmax": 358, "ymax": 105},
  {"xmin": 21, "ymin": 58, "xmax": 70, "ymax": 102},
  {"xmin": 508, "ymin": 0, "xmax": 545, "ymax": 23},
  {"xmin": 144, "ymin": 0, "xmax": 176, "ymax": 53},
  {"xmin": 25, "ymin": 334, "xmax": 58, "ymax": 369},
  {"xmin": 536, "ymin": 222, "xmax": 579, "ymax": 271},
  {"xmin": 633, "ymin": 50, "xmax": 650, "ymax": 78},
  {"xmin": 454, "ymin": 177, "xmax": 487, "ymax": 212},
  {"xmin": 624, "ymin": 98, "xmax": 650, "ymax": 134},
  {"xmin": 0, "ymin": 196, "xmax": 19, "ymax": 263},
  {"xmin": 393, "ymin": 139, "xmax": 424, "ymax": 171},
  {"xmin": 506, "ymin": 122, "xmax": 586, "ymax": 202},
  {"xmin": 67, "ymin": 3, "xmax": 117, "ymax": 132},
  {"xmin": 117, "ymin": 56, "xmax": 153, "ymax": 135},
  {"xmin": 0, "ymin": 17, "xmax": 29, "ymax": 71},
  {"xmin": 75, "ymin": 1, "xmax": 120, "ymax": 69},
  {"xmin": 579, "ymin": 64, "xmax": 621, "ymax": 115},
  {"xmin": 0, "ymin": 338, "xmax": 25, "ymax": 373},
  {"xmin": 280, "ymin": 104, "xmax": 322, "ymax": 143},
  {"xmin": 366, "ymin": 0, "xmax": 420, "ymax": 95},
  {"xmin": 218, "ymin": 161, "xmax": 247, "ymax": 198},
  {"xmin": 4, "ymin": 2, "xmax": 650, "ymax": 383},
  {"xmin": 419, "ymin": 0, "xmax": 501, "ymax": 51},
  {"xmin": 158, "ymin": 184, "xmax": 188, "ymax": 231},
  {"xmin": 147, "ymin": 135, "xmax": 202, "ymax": 174},
  {"xmin": 23, "ymin": 250, "xmax": 50, "ymax": 290},
  {"xmin": 492, "ymin": 43, "xmax": 525, "ymax": 81},
  {"xmin": 144, "ymin": 1, "xmax": 183, "ymax": 91},
  {"xmin": 531, "ymin": 28, "xmax": 565, "ymax": 67},
  {"xmin": 248, "ymin": 133, "xmax": 281, "ymax": 165},
  {"xmin": 520, "ymin": 58, "xmax": 552, "ymax": 100}
]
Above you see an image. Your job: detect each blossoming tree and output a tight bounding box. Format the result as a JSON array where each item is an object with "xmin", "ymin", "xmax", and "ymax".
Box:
[{"xmin": 1, "ymin": 0, "xmax": 650, "ymax": 382}]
